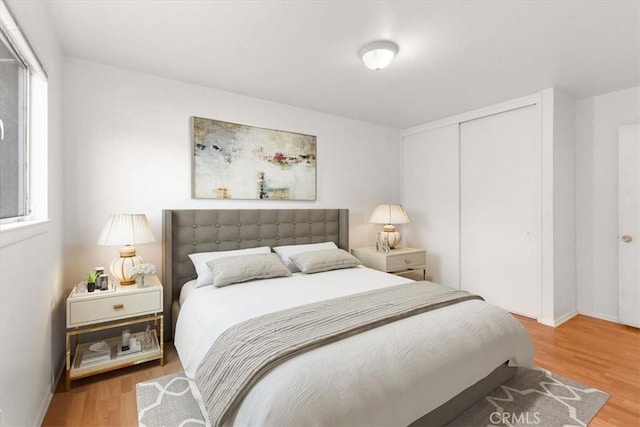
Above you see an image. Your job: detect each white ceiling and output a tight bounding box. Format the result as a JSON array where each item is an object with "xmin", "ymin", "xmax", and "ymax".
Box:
[{"xmin": 43, "ymin": 0, "xmax": 639, "ymax": 129}]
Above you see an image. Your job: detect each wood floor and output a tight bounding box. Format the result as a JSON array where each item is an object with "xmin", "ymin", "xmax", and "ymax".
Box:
[
  {"xmin": 42, "ymin": 314, "xmax": 639, "ymax": 426},
  {"xmin": 513, "ymin": 314, "xmax": 640, "ymax": 427}
]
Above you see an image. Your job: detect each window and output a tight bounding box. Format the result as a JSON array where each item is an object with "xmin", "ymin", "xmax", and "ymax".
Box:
[
  {"xmin": 0, "ymin": 2, "xmax": 46, "ymax": 223},
  {"xmin": 0, "ymin": 30, "xmax": 28, "ymax": 219}
]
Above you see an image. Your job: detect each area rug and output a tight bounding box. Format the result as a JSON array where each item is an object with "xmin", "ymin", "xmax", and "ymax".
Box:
[
  {"xmin": 446, "ymin": 367, "xmax": 609, "ymax": 426},
  {"xmin": 136, "ymin": 366, "xmax": 609, "ymax": 427}
]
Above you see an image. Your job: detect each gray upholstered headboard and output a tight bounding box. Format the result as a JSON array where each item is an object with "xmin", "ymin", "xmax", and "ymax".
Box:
[{"xmin": 162, "ymin": 209, "xmax": 349, "ymax": 339}]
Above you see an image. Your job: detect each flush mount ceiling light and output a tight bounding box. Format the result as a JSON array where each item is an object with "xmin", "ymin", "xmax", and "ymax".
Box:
[{"xmin": 359, "ymin": 40, "xmax": 399, "ymax": 70}]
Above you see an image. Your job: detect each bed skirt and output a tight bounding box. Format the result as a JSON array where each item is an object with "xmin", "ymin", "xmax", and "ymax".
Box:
[{"xmin": 410, "ymin": 362, "xmax": 516, "ymax": 426}]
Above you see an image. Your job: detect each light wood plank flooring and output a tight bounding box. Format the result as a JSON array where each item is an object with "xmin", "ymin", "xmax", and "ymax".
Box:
[
  {"xmin": 42, "ymin": 314, "xmax": 639, "ymax": 426},
  {"xmin": 513, "ymin": 314, "xmax": 640, "ymax": 427}
]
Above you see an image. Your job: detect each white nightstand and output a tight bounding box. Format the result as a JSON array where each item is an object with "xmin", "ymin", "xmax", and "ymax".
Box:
[
  {"xmin": 65, "ymin": 276, "xmax": 164, "ymax": 390},
  {"xmin": 351, "ymin": 247, "xmax": 427, "ymax": 280}
]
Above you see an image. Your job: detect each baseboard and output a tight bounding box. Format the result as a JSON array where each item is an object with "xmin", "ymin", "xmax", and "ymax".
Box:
[
  {"xmin": 538, "ymin": 317, "xmax": 555, "ymax": 327},
  {"xmin": 577, "ymin": 311, "xmax": 620, "ymax": 324},
  {"xmin": 53, "ymin": 357, "xmax": 66, "ymax": 391},
  {"xmin": 540, "ymin": 310, "xmax": 620, "ymax": 328},
  {"xmin": 36, "ymin": 359, "xmax": 66, "ymax": 425},
  {"xmin": 35, "ymin": 385, "xmax": 53, "ymax": 427},
  {"xmin": 55, "ymin": 357, "xmax": 66, "ymax": 387},
  {"xmin": 540, "ymin": 310, "xmax": 622, "ymax": 327},
  {"xmin": 553, "ymin": 310, "xmax": 579, "ymax": 327}
]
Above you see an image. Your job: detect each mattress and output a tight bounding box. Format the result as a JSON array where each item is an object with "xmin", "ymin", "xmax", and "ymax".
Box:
[
  {"xmin": 179, "ymin": 279, "xmax": 198, "ymax": 306},
  {"xmin": 174, "ymin": 266, "xmax": 533, "ymax": 426}
]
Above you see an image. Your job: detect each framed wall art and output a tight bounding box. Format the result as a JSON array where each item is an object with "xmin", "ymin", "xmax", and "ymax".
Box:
[{"xmin": 192, "ymin": 117, "xmax": 317, "ymax": 200}]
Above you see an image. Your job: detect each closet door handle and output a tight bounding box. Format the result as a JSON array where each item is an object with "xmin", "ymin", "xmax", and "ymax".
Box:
[{"xmin": 622, "ymin": 235, "xmax": 633, "ymax": 243}]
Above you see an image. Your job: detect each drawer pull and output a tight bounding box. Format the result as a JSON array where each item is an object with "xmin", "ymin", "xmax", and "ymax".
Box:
[
  {"xmin": 404, "ymin": 259, "xmax": 412, "ymax": 264},
  {"xmin": 113, "ymin": 304, "xmax": 124, "ymax": 310}
]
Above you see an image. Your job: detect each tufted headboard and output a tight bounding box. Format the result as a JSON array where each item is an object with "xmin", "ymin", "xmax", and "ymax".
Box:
[{"xmin": 162, "ymin": 209, "xmax": 349, "ymax": 338}]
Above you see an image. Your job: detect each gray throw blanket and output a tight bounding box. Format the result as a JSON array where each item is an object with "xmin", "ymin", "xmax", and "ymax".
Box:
[{"xmin": 195, "ymin": 281, "xmax": 483, "ymax": 427}]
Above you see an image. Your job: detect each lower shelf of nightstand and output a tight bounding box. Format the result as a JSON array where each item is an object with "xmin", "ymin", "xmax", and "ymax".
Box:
[
  {"xmin": 70, "ymin": 330, "xmax": 161, "ymax": 380},
  {"xmin": 390, "ymin": 267, "xmax": 427, "ymax": 280}
]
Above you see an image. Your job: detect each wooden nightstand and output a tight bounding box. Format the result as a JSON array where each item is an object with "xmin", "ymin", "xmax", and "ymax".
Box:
[
  {"xmin": 65, "ymin": 275, "xmax": 164, "ymax": 390},
  {"xmin": 351, "ymin": 247, "xmax": 427, "ymax": 280}
]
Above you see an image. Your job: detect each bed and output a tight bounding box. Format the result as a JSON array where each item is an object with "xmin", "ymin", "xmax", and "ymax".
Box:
[{"xmin": 163, "ymin": 209, "xmax": 533, "ymax": 426}]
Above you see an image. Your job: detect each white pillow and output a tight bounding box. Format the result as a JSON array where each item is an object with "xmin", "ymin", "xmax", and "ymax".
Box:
[
  {"xmin": 273, "ymin": 241, "xmax": 338, "ymax": 273},
  {"xmin": 289, "ymin": 248, "xmax": 361, "ymax": 274},
  {"xmin": 206, "ymin": 253, "xmax": 291, "ymax": 288},
  {"xmin": 188, "ymin": 246, "xmax": 271, "ymax": 287}
]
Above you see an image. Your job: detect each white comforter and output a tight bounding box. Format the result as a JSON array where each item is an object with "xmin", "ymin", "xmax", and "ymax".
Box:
[{"xmin": 174, "ymin": 266, "xmax": 533, "ymax": 426}]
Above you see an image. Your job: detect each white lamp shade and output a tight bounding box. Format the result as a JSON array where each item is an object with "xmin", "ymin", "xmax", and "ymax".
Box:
[
  {"xmin": 97, "ymin": 213, "xmax": 155, "ymax": 246},
  {"xmin": 97, "ymin": 213, "xmax": 155, "ymax": 285},
  {"xmin": 359, "ymin": 41, "xmax": 399, "ymax": 70},
  {"xmin": 369, "ymin": 204, "xmax": 410, "ymax": 226}
]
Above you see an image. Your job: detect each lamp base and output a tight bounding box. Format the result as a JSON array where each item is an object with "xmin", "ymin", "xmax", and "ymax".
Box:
[
  {"xmin": 110, "ymin": 246, "xmax": 143, "ymax": 286},
  {"xmin": 381, "ymin": 231, "xmax": 402, "ymax": 249},
  {"xmin": 377, "ymin": 225, "xmax": 402, "ymax": 249}
]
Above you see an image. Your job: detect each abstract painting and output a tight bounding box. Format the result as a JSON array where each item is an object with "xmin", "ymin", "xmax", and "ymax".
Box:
[{"xmin": 192, "ymin": 117, "xmax": 317, "ymax": 200}]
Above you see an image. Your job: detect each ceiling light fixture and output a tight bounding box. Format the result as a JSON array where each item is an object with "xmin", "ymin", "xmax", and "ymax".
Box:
[{"xmin": 359, "ymin": 40, "xmax": 399, "ymax": 70}]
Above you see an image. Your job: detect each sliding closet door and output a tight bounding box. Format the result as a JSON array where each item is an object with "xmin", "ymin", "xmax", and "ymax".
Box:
[
  {"xmin": 460, "ymin": 105, "xmax": 540, "ymax": 317},
  {"xmin": 402, "ymin": 124, "xmax": 460, "ymax": 287}
]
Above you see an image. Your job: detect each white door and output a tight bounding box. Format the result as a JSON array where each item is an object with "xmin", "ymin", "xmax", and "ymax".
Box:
[
  {"xmin": 459, "ymin": 105, "xmax": 540, "ymax": 318},
  {"xmin": 402, "ymin": 124, "xmax": 460, "ymax": 287},
  {"xmin": 619, "ymin": 124, "xmax": 640, "ymax": 327}
]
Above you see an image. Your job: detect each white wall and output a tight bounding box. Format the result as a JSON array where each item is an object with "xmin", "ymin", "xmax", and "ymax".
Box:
[
  {"xmin": 0, "ymin": 1, "xmax": 65, "ymax": 426},
  {"xmin": 576, "ymin": 85, "xmax": 640, "ymax": 322},
  {"xmin": 63, "ymin": 57, "xmax": 400, "ymax": 294}
]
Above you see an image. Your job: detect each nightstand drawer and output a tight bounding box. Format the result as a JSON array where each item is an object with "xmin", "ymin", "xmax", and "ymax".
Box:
[
  {"xmin": 351, "ymin": 247, "xmax": 427, "ymax": 278},
  {"xmin": 68, "ymin": 289, "xmax": 161, "ymax": 327},
  {"xmin": 386, "ymin": 251, "xmax": 425, "ymax": 271}
]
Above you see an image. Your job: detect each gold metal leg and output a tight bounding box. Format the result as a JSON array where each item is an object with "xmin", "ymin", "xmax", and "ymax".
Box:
[
  {"xmin": 65, "ymin": 312, "xmax": 164, "ymax": 388},
  {"xmin": 65, "ymin": 332, "xmax": 71, "ymax": 391},
  {"xmin": 159, "ymin": 314, "xmax": 164, "ymax": 366}
]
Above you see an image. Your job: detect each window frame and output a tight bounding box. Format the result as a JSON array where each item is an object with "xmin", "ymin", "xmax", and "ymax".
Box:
[
  {"xmin": 0, "ymin": 1, "xmax": 46, "ymax": 226},
  {"xmin": 0, "ymin": 29, "xmax": 30, "ymax": 223}
]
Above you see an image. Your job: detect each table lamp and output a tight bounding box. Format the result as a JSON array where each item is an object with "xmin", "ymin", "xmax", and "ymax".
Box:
[
  {"xmin": 97, "ymin": 213, "xmax": 155, "ymax": 285},
  {"xmin": 369, "ymin": 204, "xmax": 410, "ymax": 249}
]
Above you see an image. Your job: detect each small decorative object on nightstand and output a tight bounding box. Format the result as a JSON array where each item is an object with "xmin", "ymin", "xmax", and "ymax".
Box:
[
  {"xmin": 65, "ymin": 275, "xmax": 164, "ymax": 390},
  {"xmin": 351, "ymin": 246, "xmax": 426, "ymax": 280},
  {"xmin": 86, "ymin": 270, "xmax": 98, "ymax": 292},
  {"xmin": 132, "ymin": 263, "xmax": 157, "ymax": 288}
]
